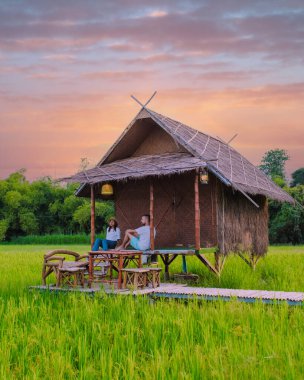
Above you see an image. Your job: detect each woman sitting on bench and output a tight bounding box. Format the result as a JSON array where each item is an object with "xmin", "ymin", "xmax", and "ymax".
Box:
[{"xmin": 92, "ymin": 217, "xmax": 121, "ymax": 251}]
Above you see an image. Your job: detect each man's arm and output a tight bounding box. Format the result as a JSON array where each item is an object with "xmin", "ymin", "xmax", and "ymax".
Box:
[{"xmin": 126, "ymin": 229, "xmax": 139, "ymax": 237}]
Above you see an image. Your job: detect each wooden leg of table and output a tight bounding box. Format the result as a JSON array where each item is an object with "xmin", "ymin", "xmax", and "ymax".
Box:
[
  {"xmin": 118, "ymin": 256, "xmax": 123, "ymax": 289},
  {"xmin": 182, "ymin": 256, "xmax": 188, "ymax": 273},
  {"xmin": 88, "ymin": 255, "xmax": 93, "ymax": 288},
  {"xmin": 164, "ymin": 256, "xmax": 170, "ymax": 281},
  {"xmin": 122, "ymin": 272, "xmax": 127, "ymax": 289},
  {"xmin": 109, "ymin": 262, "xmax": 113, "ymax": 280}
]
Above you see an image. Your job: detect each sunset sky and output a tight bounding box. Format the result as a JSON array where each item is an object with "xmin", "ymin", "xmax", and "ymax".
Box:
[{"xmin": 0, "ymin": 0, "xmax": 303, "ymax": 181}]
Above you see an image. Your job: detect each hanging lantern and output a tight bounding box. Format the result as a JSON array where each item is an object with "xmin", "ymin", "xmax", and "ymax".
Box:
[
  {"xmin": 200, "ymin": 168, "xmax": 209, "ymax": 184},
  {"xmin": 101, "ymin": 183, "xmax": 114, "ymax": 196}
]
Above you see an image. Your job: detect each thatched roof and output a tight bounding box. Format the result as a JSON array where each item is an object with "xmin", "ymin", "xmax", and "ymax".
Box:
[
  {"xmin": 61, "ymin": 106, "xmax": 294, "ymax": 204},
  {"xmin": 62, "ymin": 153, "xmax": 205, "ymax": 183}
]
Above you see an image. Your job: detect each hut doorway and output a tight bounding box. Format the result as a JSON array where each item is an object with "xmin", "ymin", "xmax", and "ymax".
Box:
[{"xmin": 153, "ymin": 174, "xmax": 195, "ymax": 248}]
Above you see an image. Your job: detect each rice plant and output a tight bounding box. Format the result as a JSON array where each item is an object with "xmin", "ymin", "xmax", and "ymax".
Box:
[{"xmin": 0, "ymin": 245, "xmax": 304, "ymax": 379}]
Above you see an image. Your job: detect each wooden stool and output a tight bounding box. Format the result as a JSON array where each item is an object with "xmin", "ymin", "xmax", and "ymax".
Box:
[
  {"xmin": 122, "ymin": 268, "xmax": 150, "ymax": 290},
  {"xmin": 147, "ymin": 268, "xmax": 162, "ymax": 288},
  {"xmin": 56, "ymin": 267, "xmax": 86, "ymax": 288}
]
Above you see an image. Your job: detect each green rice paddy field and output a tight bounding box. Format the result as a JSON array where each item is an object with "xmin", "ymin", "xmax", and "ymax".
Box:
[{"xmin": 1, "ymin": 245, "xmax": 304, "ymax": 379}]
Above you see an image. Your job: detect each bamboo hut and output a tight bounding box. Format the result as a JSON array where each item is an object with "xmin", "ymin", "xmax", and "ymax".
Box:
[{"xmin": 61, "ymin": 96, "xmax": 294, "ymax": 274}]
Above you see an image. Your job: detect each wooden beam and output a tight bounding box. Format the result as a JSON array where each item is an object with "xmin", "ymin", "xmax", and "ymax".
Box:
[
  {"xmin": 195, "ymin": 253, "xmax": 219, "ymax": 276},
  {"xmin": 90, "ymin": 185, "xmax": 95, "ymax": 249},
  {"xmin": 150, "ymin": 180, "xmax": 155, "ymax": 250},
  {"xmin": 237, "ymin": 252, "xmax": 251, "ymax": 267},
  {"xmin": 194, "ymin": 170, "xmax": 201, "ymax": 251}
]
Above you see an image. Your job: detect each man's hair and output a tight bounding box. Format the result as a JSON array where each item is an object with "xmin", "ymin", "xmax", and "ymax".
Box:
[{"xmin": 143, "ymin": 214, "xmax": 150, "ymax": 223}]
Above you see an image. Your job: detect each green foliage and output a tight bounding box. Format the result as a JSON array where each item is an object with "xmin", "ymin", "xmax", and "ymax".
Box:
[
  {"xmin": 291, "ymin": 167, "xmax": 304, "ymax": 187},
  {"xmin": 269, "ymin": 185, "xmax": 304, "ymax": 244},
  {"xmin": 0, "ymin": 170, "xmax": 114, "ymax": 241},
  {"xmin": 259, "ymin": 149, "xmax": 289, "ymax": 180},
  {"xmin": 258, "ymin": 149, "xmax": 304, "ymax": 244},
  {"xmin": 0, "ymin": 219, "xmax": 8, "ymax": 241},
  {"xmin": 272, "ymin": 175, "xmax": 286, "ymax": 188},
  {"xmin": 73, "ymin": 202, "xmax": 114, "ymax": 234},
  {"xmin": 8, "ymin": 234, "xmax": 95, "ymax": 244}
]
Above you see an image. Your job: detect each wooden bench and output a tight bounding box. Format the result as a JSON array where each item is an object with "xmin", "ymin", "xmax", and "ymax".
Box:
[
  {"xmin": 57, "ymin": 267, "xmax": 86, "ymax": 288},
  {"xmin": 121, "ymin": 268, "xmax": 150, "ymax": 290},
  {"xmin": 146, "ymin": 267, "xmax": 162, "ymax": 288},
  {"xmin": 122, "ymin": 267, "xmax": 162, "ymax": 289}
]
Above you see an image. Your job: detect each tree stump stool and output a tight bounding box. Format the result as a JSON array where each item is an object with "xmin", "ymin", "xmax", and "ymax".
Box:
[
  {"xmin": 56, "ymin": 267, "xmax": 86, "ymax": 288},
  {"xmin": 147, "ymin": 268, "xmax": 162, "ymax": 288},
  {"xmin": 122, "ymin": 268, "xmax": 150, "ymax": 290}
]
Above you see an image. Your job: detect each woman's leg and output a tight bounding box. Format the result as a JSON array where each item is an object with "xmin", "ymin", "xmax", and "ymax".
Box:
[
  {"xmin": 107, "ymin": 240, "xmax": 117, "ymax": 250},
  {"xmin": 101, "ymin": 239, "xmax": 109, "ymax": 251},
  {"xmin": 92, "ymin": 238, "xmax": 102, "ymax": 251}
]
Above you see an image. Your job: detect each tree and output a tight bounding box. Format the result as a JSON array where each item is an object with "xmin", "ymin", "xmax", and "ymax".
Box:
[
  {"xmin": 268, "ymin": 185, "xmax": 304, "ymax": 244},
  {"xmin": 73, "ymin": 201, "xmax": 114, "ymax": 234},
  {"xmin": 291, "ymin": 168, "xmax": 304, "ymax": 187},
  {"xmin": 0, "ymin": 219, "xmax": 8, "ymax": 241},
  {"xmin": 259, "ymin": 149, "xmax": 289, "ymax": 181}
]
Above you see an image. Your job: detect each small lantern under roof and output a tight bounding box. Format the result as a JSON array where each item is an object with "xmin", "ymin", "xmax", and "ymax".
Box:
[
  {"xmin": 200, "ymin": 168, "xmax": 209, "ymax": 185},
  {"xmin": 101, "ymin": 183, "xmax": 114, "ymax": 196}
]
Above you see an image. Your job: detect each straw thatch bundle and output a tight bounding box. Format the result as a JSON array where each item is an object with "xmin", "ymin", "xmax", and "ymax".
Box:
[{"xmin": 216, "ymin": 181, "xmax": 268, "ymax": 256}]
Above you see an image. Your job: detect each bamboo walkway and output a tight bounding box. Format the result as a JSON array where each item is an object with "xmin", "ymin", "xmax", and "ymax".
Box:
[
  {"xmin": 149, "ymin": 284, "xmax": 304, "ymax": 305},
  {"xmin": 30, "ymin": 283, "xmax": 304, "ymax": 305}
]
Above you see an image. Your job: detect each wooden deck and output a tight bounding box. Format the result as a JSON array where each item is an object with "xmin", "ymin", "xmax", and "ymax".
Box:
[
  {"xmin": 150, "ymin": 284, "xmax": 304, "ymax": 305},
  {"xmin": 30, "ymin": 283, "xmax": 304, "ymax": 305}
]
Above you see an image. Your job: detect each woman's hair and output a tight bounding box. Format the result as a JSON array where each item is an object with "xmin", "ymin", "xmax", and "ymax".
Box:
[{"xmin": 108, "ymin": 218, "xmax": 118, "ymax": 231}]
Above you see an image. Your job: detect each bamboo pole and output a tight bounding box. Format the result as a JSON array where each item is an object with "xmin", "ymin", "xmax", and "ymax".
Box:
[
  {"xmin": 90, "ymin": 185, "xmax": 95, "ymax": 249},
  {"xmin": 150, "ymin": 181, "xmax": 155, "ymax": 250},
  {"xmin": 194, "ymin": 170, "xmax": 201, "ymax": 252}
]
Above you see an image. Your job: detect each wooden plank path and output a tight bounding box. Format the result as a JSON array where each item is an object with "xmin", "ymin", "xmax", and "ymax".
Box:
[
  {"xmin": 30, "ymin": 283, "xmax": 304, "ymax": 305},
  {"xmin": 149, "ymin": 285, "xmax": 304, "ymax": 305}
]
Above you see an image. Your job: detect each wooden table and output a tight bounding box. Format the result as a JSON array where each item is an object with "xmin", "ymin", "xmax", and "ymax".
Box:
[{"xmin": 88, "ymin": 250, "xmax": 142, "ymax": 289}]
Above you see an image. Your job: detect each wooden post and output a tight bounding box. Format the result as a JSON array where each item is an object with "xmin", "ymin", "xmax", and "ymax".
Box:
[
  {"xmin": 90, "ymin": 185, "xmax": 95, "ymax": 249},
  {"xmin": 194, "ymin": 170, "xmax": 201, "ymax": 252},
  {"xmin": 182, "ymin": 256, "xmax": 188, "ymax": 273},
  {"xmin": 150, "ymin": 181, "xmax": 155, "ymax": 250}
]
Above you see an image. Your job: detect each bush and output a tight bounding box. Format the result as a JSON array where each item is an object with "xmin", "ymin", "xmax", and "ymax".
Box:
[{"xmin": 7, "ymin": 234, "xmax": 101, "ymax": 245}]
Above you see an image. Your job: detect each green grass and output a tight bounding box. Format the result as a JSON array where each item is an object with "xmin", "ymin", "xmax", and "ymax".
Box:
[{"xmin": 1, "ymin": 245, "xmax": 304, "ymax": 379}]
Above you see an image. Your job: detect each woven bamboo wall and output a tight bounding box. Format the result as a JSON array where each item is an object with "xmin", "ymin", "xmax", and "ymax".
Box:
[
  {"xmin": 115, "ymin": 172, "xmax": 217, "ymax": 248},
  {"xmin": 216, "ymin": 181, "xmax": 268, "ymax": 255},
  {"xmin": 132, "ymin": 125, "xmax": 187, "ymax": 156}
]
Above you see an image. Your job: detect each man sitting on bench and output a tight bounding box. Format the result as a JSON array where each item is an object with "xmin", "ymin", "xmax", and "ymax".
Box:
[{"xmin": 115, "ymin": 214, "xmax": 155, "ymax": 263}]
